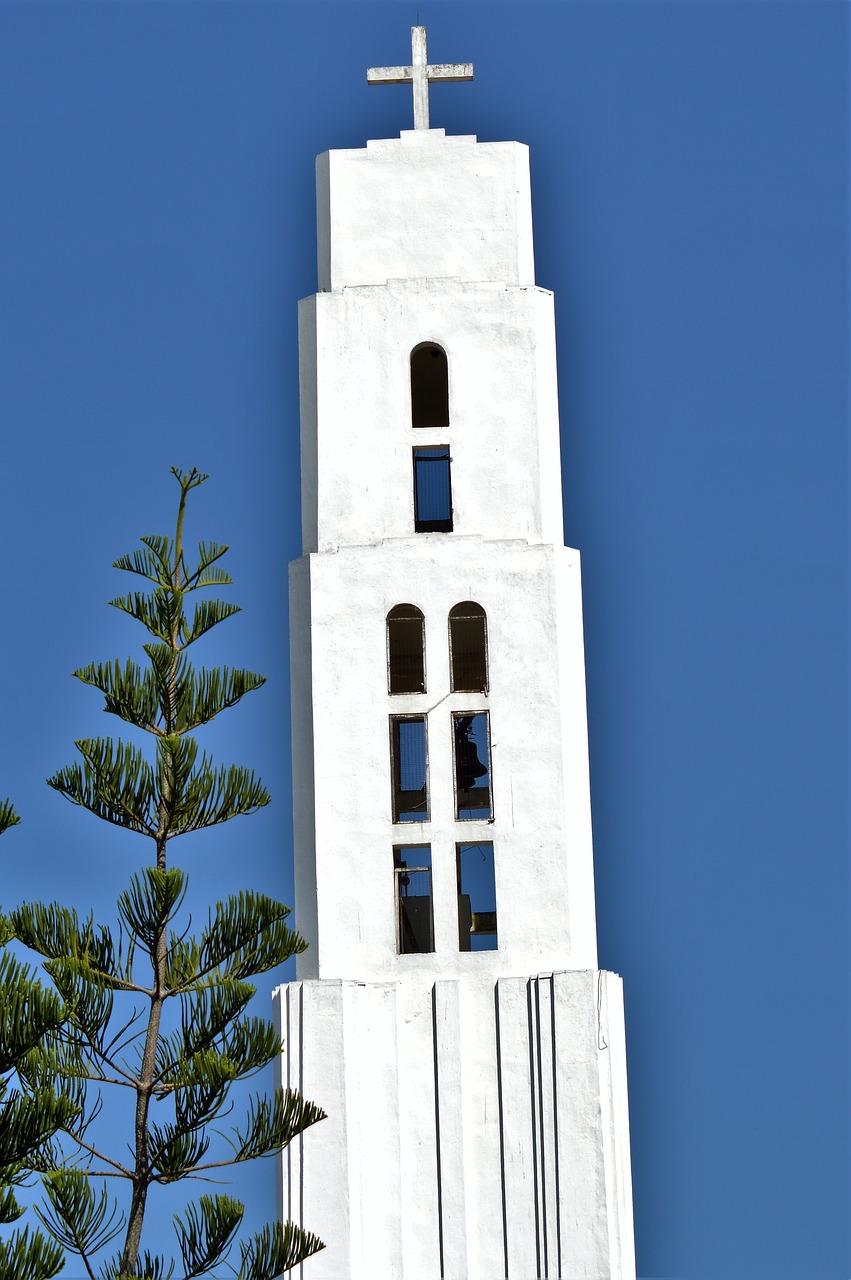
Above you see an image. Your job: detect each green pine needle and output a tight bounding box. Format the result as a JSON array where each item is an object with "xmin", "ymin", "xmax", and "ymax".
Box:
[
  {"xmin": 116, "ymin": 869, "xmax": 187, "ymax": 952},
  {"xmin": 7, "ymin": 471, "xmax": 323, "ymax": 1278},
  {"xmin": 47, "ymin": 738, "xmax": 157, "ymax": 836},
  {"xmin": 199, "ymin": 893, "xmax": 306, "ymax": 981},
  {"xmin": 0, "ymin": 1224, "xmax": 65, "ymax": 1280},
  {"xmin": 237, "ymin": 1220, "xmax": 324, "ymax": 1280},
  {"xmin": 36, "ymin": 1171, "xmax": 124, "ymax": 1257},
  {"xmin": 173, "ymin": 1193, "xmax": 243, "ymax": 1277},
  {"xmin": 231, "ymin": 1089, "xmax": 326, "ymax": 1164},
  {"xmin": 0, "ymin": 800, "xmax": 21, "ymax": 837}
]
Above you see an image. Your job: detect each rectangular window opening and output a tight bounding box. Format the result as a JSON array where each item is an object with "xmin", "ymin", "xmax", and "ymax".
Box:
[
  {"xmin": 394, "ymin": 845, "xmax": 434, "ymax": 954},
  {"xmin": 390, "ymin": 716, "xmax": 430, "ymax": 823},
  {"xmin": 457, "ymin": 842, "xmax": 498, "ymax": 952},
  {"xmin": 453, "ymin": 712, "xmax": 492, "ymax": 820},
  {"xmin": 413, "ymin": 447, "xmax": 453, "ymax": 533}
]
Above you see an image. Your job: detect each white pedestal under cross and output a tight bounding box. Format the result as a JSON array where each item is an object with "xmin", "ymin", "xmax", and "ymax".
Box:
[{"xmin": 367, "ymin": 26, "xmax": 473, "ymax": 130}]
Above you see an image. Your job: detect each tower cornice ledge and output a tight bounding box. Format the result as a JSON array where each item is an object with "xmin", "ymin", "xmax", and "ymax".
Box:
[{"xmin": 366, "ymin": 128, "xmax": 479, "ymax": 148}]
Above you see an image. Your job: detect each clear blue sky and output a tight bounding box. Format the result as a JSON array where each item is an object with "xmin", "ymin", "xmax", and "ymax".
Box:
[{"xmin": 0, "ymin": 4, "xmax": 846, "ymax": 1278}]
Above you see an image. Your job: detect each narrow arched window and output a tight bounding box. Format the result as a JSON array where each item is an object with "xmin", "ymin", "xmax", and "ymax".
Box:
[
  {"xmin": 449, "ymin": 601, "xmax": 488, "ymax": 692},
  {"xmin": 387, "ymin": 604, "xmax": 426, "ymax": 694},
  {"xmin": 410, "ymin": 343, "xmax": 449, "ymax": 428}
]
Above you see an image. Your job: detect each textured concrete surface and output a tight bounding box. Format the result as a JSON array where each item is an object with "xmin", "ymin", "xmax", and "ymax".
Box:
[{"xmin": 277, "ymin": 122, "xmax": 635, "ymax": 1278}]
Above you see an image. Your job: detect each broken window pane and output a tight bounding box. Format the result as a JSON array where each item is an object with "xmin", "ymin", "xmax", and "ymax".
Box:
[
  {"xmin": 387, "ymin": 604, "xmax": 426, "ymax": 694},
  {"xmin": 410, "ymin": 343, "xmax": 450, "ymax": 428},
  {"xmin": 390, "ymin": 716, "xmax": 429, "ymax": 822},
  {"xmin": 457, "ymin": 842, "xmax": 498, "ymax": 952},
  {"xmin": 394, "ymin": 845, "xmax": 434, "ymax": 954},
  {"xmin": 449, "ymin": 601, "xmax": 488, "ymax": 692},
  {"xmin": 413, "ymin": 447, "xmax": 453, "ymax": 533},
  {"xmin": 453, "ymin": 712, "xmax": 492, "ymax": 820}
]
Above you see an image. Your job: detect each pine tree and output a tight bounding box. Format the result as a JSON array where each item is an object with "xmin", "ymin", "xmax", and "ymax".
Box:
[
  {"xmin": 0, "ymin": 800, "xmax": 74, "ymax": 1280},
  {"xmin": 9, "ymin": 470, "xmax": 325, "ymax": 1279}
]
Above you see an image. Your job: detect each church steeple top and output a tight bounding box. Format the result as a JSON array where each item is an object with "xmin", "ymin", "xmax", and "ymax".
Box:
[
  {"xmin": 278, "ymin": 39, "xmax": 636, "ymax": 1270},
  {"xmin": 315, "ymin": 130, "xmax": 535, "ymax": 292},
  {"xmin": 367, "ymin": 26, "xmax": 473, "ymax": 131}
]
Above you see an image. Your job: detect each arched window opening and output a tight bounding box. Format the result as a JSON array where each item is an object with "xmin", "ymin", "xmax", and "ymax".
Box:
[
  {"xmin": 410, "ymin": 343, "xmax": 449, "ymax": 428},
  {"xmin": 387, "ymin": 604, "xmax": 426, "ymax": 694},
  {"xmin": 449, "ymin": 601, "xmax": 488, "ymax": 692}
]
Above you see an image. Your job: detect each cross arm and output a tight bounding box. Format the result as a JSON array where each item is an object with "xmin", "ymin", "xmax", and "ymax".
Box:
[
  {"xmin": 428, "ymin": 63, "xmax": 474, "ymax": 82},
  {"xmin": 366, "ymin": 29, "xmax": 474, "ymax": 130},
  {"xmin": 367, "ymin": 66, "xmax": 412, "ymax": 85}
]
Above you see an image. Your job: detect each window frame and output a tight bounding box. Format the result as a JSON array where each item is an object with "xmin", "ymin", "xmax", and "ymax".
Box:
[
  {"xmin": 386, "ymin": 603, "xmax": 426, "ymax": 695},
  {"xmin": 412, "ymin": 446, "xmax": 453, "ymax": 533},
  {"xmin": 394, "ymin": 844, "xmax": 435, "ymax": 954},
  {"xmin": 451, "ymin": 710, "xmax": 493, "ymax": 822},
  {"xmin": 410, "ymin": 342, "xmax": 450, "ymax": 429},
  {"xmin": 389, "ymin": 714, "xmax": 430, "ymax": 824},
  {"xmin": 456, "ymin": 841, "xmax": 498, "ymax": 952},
  {"xmin": 448, "ymin": 601, "xmax": 489, "ymax": 693}
]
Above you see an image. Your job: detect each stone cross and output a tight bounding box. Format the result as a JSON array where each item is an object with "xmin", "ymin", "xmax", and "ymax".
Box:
[{"xmin": 367, "ymin": 26, "xmax": 473, "ymax": 131}]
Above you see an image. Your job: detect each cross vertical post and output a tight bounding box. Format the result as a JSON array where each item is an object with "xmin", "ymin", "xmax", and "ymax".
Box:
[{"xmin": 411, "ymin": 25, "xmax": 429, "ymax": 130}]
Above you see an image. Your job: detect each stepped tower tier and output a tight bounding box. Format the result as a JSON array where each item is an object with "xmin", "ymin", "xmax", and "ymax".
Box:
[{"xmin": 276, "ymin": 29, "xmax": 635, "ymax": 1279}]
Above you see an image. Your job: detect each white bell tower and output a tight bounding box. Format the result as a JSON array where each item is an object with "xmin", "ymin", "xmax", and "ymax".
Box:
[{"xmin": 275, "ymin": 29, "xmax": 635, "ymax": 1279}]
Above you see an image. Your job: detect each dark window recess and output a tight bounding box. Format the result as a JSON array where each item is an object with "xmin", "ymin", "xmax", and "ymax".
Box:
[
  {"xmin": 413, "ymin": 447, "xmax": 453, "ymax": 533},
  {"xmin": 391, "ymin": 716, "xmax": 429, "ymax": 822},
  {"xmin": 395, "ymin": 845, "xmax": 434, "ymax": 954},
  {"xmin": 457, "ymin": 842, "xmax": 498, "ymax": 952},
  {"xmin": 410, "ymin": 343, "xmax": 450, "ymax": 427},
  {"xmin": 387, "ymin": 604, "xmax": 426, "ymax": 694},
  {"xmin": 449, "ymin": 601, "xmax": 488, "ymax": 692},
  {"xmin": 453, "ymin": 712, "xmax": 492, "ymax": 820}
]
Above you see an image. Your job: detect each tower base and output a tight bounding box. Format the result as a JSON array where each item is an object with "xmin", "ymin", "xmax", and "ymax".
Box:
[{"xmin": 274, "ymin": 970, "xmax": 635, "ymax": 1279}]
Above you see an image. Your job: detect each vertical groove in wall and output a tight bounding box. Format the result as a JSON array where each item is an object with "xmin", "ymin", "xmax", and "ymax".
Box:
[
  {"xmin": 534, "ymin": 978, "xmax": 549, "ymax": 1278},
  {"xmin": 431, "ymin": 984, "xmax": 445, "ymax": 1279},
  {"xmin": 282, "ymin": 988, "xmax": 292, "ymax": 1275},
  {"xmin": 290, "ymin": 983, "xmax": 305, "ymax": 1280},
  {"xmin": 548, "ymin": 977, "xmax": 563, "ymax": 1277},
  {"xmin": 296, "ymin": 983, "xmax": 305, "ymax": 1249},
  {"xmin": 494, "ymin": 982, "xmax": 510, "ymax": 1280},
  {"xmin": 526, "ymin": 979, "xmax": 543, "ymax": 1278},
  {"xmin": 347, "ymin": 984, "xmax": 364, "ymax": 1276}
]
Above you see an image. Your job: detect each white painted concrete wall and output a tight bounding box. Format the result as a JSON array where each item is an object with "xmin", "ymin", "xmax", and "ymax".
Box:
[
  {"xmin": 298, "ymin": 281, "xmax": 564, "ymax": 555},
  {"xmin": 280, "ymin": 124, "xmax": 635, "ymax": 1278},
  {"xmin": 290, "ymin": 536, "xmax": 598, "ymax": 982},
  {"xmin": 274, "ymin": 970, "xmax": 635, "ymax": 1280},
  {"xmin": 317, "ymin": 132, "xmax": 534, "ymax": 292}
]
